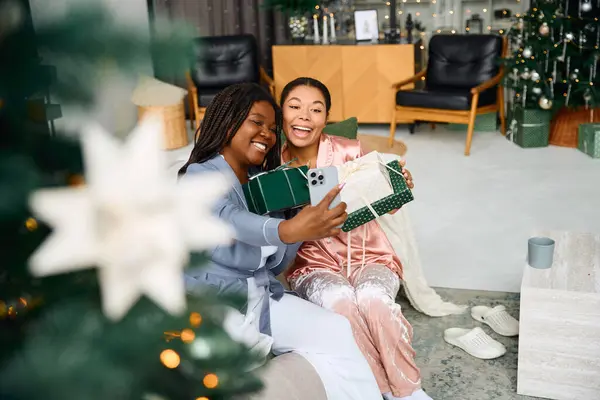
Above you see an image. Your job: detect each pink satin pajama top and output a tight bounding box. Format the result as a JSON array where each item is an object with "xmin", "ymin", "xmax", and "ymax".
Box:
[{"xmin": 282, "ymin": 134, "xmax": 403, "ymax": 282}]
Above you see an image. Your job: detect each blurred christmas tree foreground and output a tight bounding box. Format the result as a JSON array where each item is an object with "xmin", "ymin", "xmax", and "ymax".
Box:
[
  {"xmin": 0, "ymin": 1, "xmax": 261, "ymax": 399},
  {"xmin": 503, "ymin": 0, "xmax": 599, "ymax": 112}
]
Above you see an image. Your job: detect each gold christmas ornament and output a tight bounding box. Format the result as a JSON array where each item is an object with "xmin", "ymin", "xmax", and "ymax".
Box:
[
  {"xmin": 539, "ymin": 96, "xmax": 553, "ymax": 109},
  {"xmin": 539, "ymin": 22, "xmax": 549, "ymax": 36}
]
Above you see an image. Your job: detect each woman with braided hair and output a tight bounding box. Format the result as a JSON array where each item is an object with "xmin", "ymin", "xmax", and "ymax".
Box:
[{"xmin": 179, "ymin": 83, "xmax": 382, "ymax": 400}]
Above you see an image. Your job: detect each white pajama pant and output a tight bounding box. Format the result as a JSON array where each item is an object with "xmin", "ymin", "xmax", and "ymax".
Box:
[{"xmin": 269, "ymin": 292, "xmax": 382, "ymax": 400}]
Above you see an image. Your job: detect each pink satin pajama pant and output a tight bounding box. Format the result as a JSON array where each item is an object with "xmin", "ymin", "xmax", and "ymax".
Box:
[{"xmin": 290, "ymin": 264, "xmax": 422, "ymax": 398}]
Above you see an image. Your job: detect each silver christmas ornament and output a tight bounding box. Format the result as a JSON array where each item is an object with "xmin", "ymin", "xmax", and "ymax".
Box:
[
  {"xmin": 555, "ymin": 6, "xmax": 564, "ymax": 17},
  {"xmin": 517, "ymin": 18, "xmax": 524, "ymax": 30},
  {"xmin": 581, "ymin": 1, "xmax": 592, "ymax": 12},
  {"xmin": 539, "ymin": 22, "xmax": 550, "ymax": 36},
  {"xmin": 521, "ymin": 69, "xmax": 531, "ymax": 79},
  {"xmin": 566, "ymin": 32, "xmax": 575, "ymax": 41},
  {"xmin": 531, "ymin": 71, "xmax": 541, "ymax": 81},
  {"xmin": 533, "ymin": 87, "xmax": 542, "ymax": 94},
  {"xmin": 539, "ymin": 96, "xmax": 553, "ymax": 109},
  {"xmin": 522, "ymin": 47, "xmax": 533, "ymax": 58}
]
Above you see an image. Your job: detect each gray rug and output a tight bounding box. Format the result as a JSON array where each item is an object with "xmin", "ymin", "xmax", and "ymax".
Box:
[{"xmin": 399, "ymin": 288, "xmax": 542, "ymax": 400}]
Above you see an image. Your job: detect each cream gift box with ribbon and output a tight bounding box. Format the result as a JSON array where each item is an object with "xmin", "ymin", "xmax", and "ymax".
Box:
[{"xmin": 336, "ymin": 151, "xmax": 414, "ymax": 232}]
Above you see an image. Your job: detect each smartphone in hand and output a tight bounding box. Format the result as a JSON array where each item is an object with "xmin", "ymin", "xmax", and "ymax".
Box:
[{"xmin": 308, "ymin": 166, "xmax": 342, "ymax": 210}]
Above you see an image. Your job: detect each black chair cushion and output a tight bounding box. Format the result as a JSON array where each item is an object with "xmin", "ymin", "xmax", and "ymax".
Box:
[
  {"xmin": 425, "ymin": 34, "xmax": 503, "ymax": 91},
  {"xmin": 197, "ymin": 88, "xmax": 222, "ymax": 108},
  {"xmin": 191, "ymin": 34, "xmax": 260, "ymax": 90},
  {"xmin": 396, "ymin": 87, "xmax": 497, "ymax": 110}
]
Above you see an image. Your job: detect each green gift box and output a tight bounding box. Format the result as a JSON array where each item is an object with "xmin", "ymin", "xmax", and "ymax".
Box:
[
  {"xmin": 508, "ymin": 106, "xmax": 552, "ymax": 148},
  {"xmin": 448, "ymin": 112, "xmax": 497, "ymax": 132},
  {"xmin": 242, "ymin": 164, "xmax": 310, "ymax": 215},
  {"xmin": 578, "ymin": 123, "xmax": 600, "ymax": 159},
  {"xmin": 341, "ymin": 160, "xmax": 414, "ymax": 232}
]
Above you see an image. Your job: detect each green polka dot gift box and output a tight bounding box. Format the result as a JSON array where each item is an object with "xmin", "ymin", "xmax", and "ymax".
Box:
[
  {"xmin": 578, "ymin": 123, "xmax": 600, "ymax": 159},
  {"xmin": 341, "ymin": 160, "xmax": 414, "ymax": 232},
  {"xmin": 243, "ymin": 164, "xmax": 310, "ymax": 215},
  {"xmin": 507, "ymin": 105, "xmax": 552, "ymax": 148}
]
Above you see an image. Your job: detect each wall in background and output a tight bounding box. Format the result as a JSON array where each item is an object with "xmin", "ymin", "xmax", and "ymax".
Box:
[
  {"xmin": 152, "ymin": 0, "xmax": 288, "ymax": 76},
  {"xmin": 28, "ymin": 0, "xmax": 152, "ymax": 138}
]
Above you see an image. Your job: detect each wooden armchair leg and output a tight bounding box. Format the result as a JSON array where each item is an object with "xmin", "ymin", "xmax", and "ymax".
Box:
[
  {"xmin": 389, "ymin": 108, "xmax": 398, "ymax": 148},
  {"xmin": 430, "ymin": 123, "xmax": 436, "ymax": 130},
  {"xmin": 464, "ymin": 95, "xmax": 479, "ymax": 156},
  {"xmin": 188, "ymin": 95, "xmax": 196, "ymax": 131},
  {"xmin": 498, "ymin": 86, "xmax": 506, "ymax": 136}
]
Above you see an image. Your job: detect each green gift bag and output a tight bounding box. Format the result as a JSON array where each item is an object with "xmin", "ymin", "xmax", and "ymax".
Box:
[
  {"xmin": 242, "ymin": 164, "xmax": 310, "ymax": 215},
  {"xmin": 508, "ymin": 106, "xmax": 552, "ymax": 148},
  {"xmin": 578, "ymin": 123, "xmax": 600, "ymax": 159},
  {"xmin": 341, "ymin": 160, "xmax": 414, "ymax": 232}
]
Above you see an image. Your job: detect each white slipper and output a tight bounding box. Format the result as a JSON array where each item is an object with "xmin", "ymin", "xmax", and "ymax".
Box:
[
  {"xmin": 471, "ymin": 305, "xmax": 519, "ymax": 337},
  {"xmin": 443, "ymin": 327, "xmax": 507, "ymax": 360}
]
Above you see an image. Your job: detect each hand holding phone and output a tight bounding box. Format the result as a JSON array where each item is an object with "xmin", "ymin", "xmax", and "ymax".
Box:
[
  {"xmin": 308, "ymin": 166, "xmax": 342, "ymax": 210},
  {"xmin": 278, "ymin": 168, "xmax": 347, "ymax": 244}
]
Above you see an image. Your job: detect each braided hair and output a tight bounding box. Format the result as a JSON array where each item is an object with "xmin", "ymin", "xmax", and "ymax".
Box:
[{"xmin": 178, "ymin": 83, "xmax": 282, "ymax": 176}]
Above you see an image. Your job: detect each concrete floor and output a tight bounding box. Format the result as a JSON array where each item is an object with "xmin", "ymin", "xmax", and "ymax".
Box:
[{"xmin": 382, "ymin": 123, "xmax": 600, "ymax": 292}]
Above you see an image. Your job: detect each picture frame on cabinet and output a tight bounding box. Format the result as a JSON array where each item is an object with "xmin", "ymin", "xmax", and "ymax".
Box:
[{"xmin": 354, "ymin": 9, "xmax": 379, "ymax": 41}]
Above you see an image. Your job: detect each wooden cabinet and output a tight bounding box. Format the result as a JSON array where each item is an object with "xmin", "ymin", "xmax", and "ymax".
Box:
[{"xmin": 273, "ymin": 44, "xmax": 415, "ymax": 123}]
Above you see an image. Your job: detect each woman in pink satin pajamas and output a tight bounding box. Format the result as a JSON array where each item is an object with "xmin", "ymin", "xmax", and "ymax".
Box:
[{"xmin": 280, "ymin": 78, "xmax": 433, "ymax": 400}]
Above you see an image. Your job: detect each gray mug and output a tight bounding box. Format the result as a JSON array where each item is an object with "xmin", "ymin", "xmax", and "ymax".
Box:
[{"xmin": 527, "ymin": 237, "xmax": 555, "ymax": 269}]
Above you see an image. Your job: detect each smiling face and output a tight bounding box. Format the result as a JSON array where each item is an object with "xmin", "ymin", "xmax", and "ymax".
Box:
[
  {"xmin": 282, "ymin": 85, "xmax": 328, "ymax": 148},
  {"xmin": 222, "ymin": 100, "xmax": 278, "ymax": 168}
]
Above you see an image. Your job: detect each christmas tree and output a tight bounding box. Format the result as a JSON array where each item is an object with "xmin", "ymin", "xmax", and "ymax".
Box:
[
  {"xmin": 0, "ymin": 1, "xmax": 261, "ymax": 399},
  {"xmin": 503, "ymin": 0, "xmax": 599, "ymax": 112}
]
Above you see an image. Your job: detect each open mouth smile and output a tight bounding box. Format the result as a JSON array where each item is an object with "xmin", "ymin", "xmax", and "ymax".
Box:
[
  {"xmin": 291, "ymin": 125, "xmax": 313, "ymax": 136},
  {"xmin": 251, "ymin": 141, "xmax": 268, "ymax": 152}
]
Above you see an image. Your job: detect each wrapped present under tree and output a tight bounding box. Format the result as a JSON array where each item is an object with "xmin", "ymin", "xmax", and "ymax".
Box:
[
  {"xmin": 507, "ymin": 106, "xmax": 552, "ymax": 148},
  {"xmin": 578, "ymin": 123, "xmax": 600, "ymax": 159},
  {"xmin": 243, "ymin": 162, "xmax": 310, "ymax": 215},
  {"xmin": 337, "ymin": 152, "xmax": 414, "ymax": 232}
]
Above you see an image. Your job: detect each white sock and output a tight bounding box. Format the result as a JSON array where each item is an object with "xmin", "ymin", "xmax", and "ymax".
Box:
[
  {"xmin": 383, "ymin": 392, "xmax": 412, "ymax": 400},
  {"xmin": 410, "ymin": 389, "xmax": 434, "ymax": 400}
]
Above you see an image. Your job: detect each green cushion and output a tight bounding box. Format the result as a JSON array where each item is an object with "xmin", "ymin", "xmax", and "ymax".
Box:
[{"xmin": 323, "ymin": 117, "xmax": 358, "ymax": 140}]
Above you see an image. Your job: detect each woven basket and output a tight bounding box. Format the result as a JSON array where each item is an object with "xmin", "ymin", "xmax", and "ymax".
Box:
[
  {"xmin": 137, "ymin": 101, "xmax": 188, "ymax": 150},
  {"xmin": 550, "ymin": 107, "xmax": 600, "ymax": 148}
]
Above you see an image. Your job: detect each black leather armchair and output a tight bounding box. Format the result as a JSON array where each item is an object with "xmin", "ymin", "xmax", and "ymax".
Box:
[
  {"xmin": 186, "ymin": 34, "xmax": 275, "ymax": 131},
  {"xmin": 389, "ymin": 34, "xmax": 507, "ymax": 156}
]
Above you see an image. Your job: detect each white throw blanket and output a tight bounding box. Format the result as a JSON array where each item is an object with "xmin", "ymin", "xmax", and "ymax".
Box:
[
  {"xmin": 377, "ymin": 154, "xmax": 467, "ymax": 317},
  {"xmin": 376, "ymin": 208, "xmax": 467, "ymax": 316}
]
